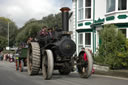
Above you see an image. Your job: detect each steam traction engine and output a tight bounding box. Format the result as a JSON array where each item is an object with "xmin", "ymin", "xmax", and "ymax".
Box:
[{"xmin": 27, "ymin": 7, "xmax": 93, "ymax": 80}]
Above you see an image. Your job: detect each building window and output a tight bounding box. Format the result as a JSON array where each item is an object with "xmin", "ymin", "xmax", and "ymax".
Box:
[
  {"xmin": 85, "ymin": 0, "xmax": 91, "ymax": 19},
  {"xmin": 118, "ymin": 0, "xmax": 127, "ymax": 10},
  {"xmin": 107, "ymin": 0, "xmax": 115, "ymax": 12},
  {"xmin": 78, "ymin": 0, "xmax": 83, "ymax": 20},
  {"xmin": 78, "ymin": 33, "xmax": 83, "ymax": 44},
  {"xmin": 85, "ymin": 33, "xmax": 91, "ymax": 45}
]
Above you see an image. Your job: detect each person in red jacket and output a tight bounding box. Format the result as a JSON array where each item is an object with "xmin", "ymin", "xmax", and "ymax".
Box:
[{"xmin": 83, "ymin": 48, "xmax": 95, "ymax": 74}]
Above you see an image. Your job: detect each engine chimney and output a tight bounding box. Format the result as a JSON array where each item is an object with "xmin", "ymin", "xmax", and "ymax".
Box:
[{"xmin": 60, "ymin": 7, "xmax": 70, "ymax": 32}]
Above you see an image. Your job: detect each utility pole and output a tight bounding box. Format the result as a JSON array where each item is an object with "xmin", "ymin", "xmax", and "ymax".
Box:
[{"xmin": 8, "ymin": 21, "xmax": 10, "ymax": 48}]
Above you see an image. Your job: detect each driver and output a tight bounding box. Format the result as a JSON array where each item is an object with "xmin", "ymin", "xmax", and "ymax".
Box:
[{"xmin": 39, "ymin": 26, "xmax": 48, "ymax": 36}]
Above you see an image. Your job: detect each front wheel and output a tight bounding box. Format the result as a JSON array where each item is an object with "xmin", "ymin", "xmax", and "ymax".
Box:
[
  {"xmin": 42, "ymin": 50, "xmax": 54, "ymax": 80},
  {"xmin": 77, "ymin": 49, "xmax": 93, "ymax": 78}
]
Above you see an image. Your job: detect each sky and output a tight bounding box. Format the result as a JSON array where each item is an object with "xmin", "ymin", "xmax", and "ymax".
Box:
[{"xmin": 0, "ymin": 0, "xmax": 72, "ymax": 28}]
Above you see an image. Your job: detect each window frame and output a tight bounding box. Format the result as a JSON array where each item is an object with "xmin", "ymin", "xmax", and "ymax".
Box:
[
  {"xmin": 78, "ymin": 33, "xmax": 84, "ymax": 53},
  {"xmin": 78, "ymin": 0, "xmax": 84, "ymax": 20},
  {"xmin": 118, "ymin": 0, "xmax": 127, "ymax": 11},
  {"xmin": 106, "ymin": 0, "xmax": 116, "ymax": 13},
  {"xmin": 77, "ymin": 0, "xmax": 92, "ymax": 21},
  {"xmin": 85, "ymin": 0, "xmax": 92, "ymax": 19},
  {"xmin": 85, "ymin": 32, "xmax": 91, "ymax": 46},
  {"xmin": 78, "ymin": 33, "xmax": 83, "ymax": 45}
]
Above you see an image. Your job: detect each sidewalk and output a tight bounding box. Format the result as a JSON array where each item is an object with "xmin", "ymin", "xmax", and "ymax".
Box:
[
  {"xmin": 94, "ymin": 69, "xmax": 128, "ymax": 78},
  {"xmin": 93, "ymin": 64, "xmax": 128, "ymax": 78}
]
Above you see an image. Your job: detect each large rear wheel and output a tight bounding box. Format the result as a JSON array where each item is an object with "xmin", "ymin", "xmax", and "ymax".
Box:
[
  {"xmin": 27, "ymin": 42, "xmax": 41, "ymax": 75},
  {"xmin": 42, "ymin": 50, "xmax": 54, "ymax": 80},
  {"xmin": 77, "ymin": 49, "xmax": 93, "ymax": 78}
]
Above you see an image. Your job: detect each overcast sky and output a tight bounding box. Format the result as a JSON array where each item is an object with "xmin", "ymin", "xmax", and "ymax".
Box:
[{"xmin": 0, "ymin": 0, "xmax": 72, "ymax": 28}]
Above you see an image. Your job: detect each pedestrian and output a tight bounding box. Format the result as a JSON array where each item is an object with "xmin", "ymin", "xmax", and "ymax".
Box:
[
  {"xmin": 9, "ymin": 53, "xmax": 13, "ymax": 63},
  {"xmin": 3, "ymin": 54, "xmax": 6, "ymax": 61},
  {"xmin": 1, "ymin": 52, "xmax": 3, "ymax": 61},
  {"xmin": 0, "ymin": 48, "xmax": 3, "ymax": 61},
  {"xmin": 0, "ymin": 52, "xmax": 2, "ymax": 61}
]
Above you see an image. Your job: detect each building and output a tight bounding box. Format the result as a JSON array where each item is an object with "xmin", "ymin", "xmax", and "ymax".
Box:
[{"xmin": 70, "ymin": 0, "xmax": 128, "ymax": 55}]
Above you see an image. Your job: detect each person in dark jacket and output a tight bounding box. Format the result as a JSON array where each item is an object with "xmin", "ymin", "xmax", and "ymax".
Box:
[{"xmin": 48, "ymin": 28, "xmax": 53, "ymax": 38}]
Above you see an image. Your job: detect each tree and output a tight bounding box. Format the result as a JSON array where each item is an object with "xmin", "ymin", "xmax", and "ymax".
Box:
[
  {"xmin": 0, "ymin": 36, "xmax": 7, "ymax": 49},
  {"xmin": 41, "ymin": 13, "xmax": 62, "ymax": 29},
  {"xmin": 95, "ymin": 24, "xmax": 128, "ymax": 69},
  {"xmin": 16, "ymin": 22, "xmax": 43, "ymax": 45},
  {"xmin": 0, "ymin": 17, "xmax": 18, "ymax": 47},
  {"xmin": 16, "ymin": 12, "xmax": 62, "ymax": 45}
]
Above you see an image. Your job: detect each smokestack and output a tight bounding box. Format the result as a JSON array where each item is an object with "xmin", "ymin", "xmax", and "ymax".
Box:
[{"xmin": 60, "ymin": 7, "xmax": 70, "ymax": 32}]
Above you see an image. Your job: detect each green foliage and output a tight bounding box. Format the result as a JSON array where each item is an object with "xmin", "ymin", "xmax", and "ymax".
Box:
[
  {"xmin": 42, "ymin": 13, "xmax": 62, "ymax": 29},
  {"xmin": 95, "ymin": 24, "xmax": 128, "ymax": 69},
  {"xmin": 0, "ymin": 36, "xmax": 7, "ymax": 48},
  {"xmin": 0, "ymin": 17, "xmax": 18, "ymax": 47},
  {"xmin": 16, "ymin": 12, "xmax": 62, "ymax": 45},
  {"xmin": 16, "ymin": 22, "xmax": 42, "ymax": 44}
]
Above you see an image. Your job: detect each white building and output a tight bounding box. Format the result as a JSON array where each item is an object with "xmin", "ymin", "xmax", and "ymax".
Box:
[{"xmin": 70, "ymin": 0, "xmax": 128, "ymax": 55}]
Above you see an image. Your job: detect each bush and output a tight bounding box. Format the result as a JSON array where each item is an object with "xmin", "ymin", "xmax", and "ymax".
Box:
[{"xmin": 95, "ymin": 24, "xmax": 128, "ymax": 69}]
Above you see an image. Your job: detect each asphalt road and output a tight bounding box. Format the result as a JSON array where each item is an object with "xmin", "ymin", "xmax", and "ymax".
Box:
[{"xmin": 0, "ymin": 61, "xmax": 128, "ymax": 85}]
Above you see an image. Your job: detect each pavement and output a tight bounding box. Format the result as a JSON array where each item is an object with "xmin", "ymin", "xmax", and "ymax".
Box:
[
  {"xmin": 93, "ymin": 64, "xmax": 128, "ymax": 78},
  {"xmin": 0, "ymin": 61, "xmax": 128, "ymax": 85},
  {"xmin": 95, "ymin": 69, "xmax": 128, "ymax": 78}
]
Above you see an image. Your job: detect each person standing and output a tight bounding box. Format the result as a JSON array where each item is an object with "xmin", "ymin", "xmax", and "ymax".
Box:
[
  {"xmin": 0, "ymin": 48, "xmax": 3, "ymax": 61},
  {"xmin": 0, "ymin": 52, "xmax": 2, "ymax": 61}
]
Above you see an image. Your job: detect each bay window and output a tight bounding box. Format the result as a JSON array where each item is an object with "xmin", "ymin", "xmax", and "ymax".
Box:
[
  {"xmin": 85, "ymin": 0, "xmax": 91, "ymax": 19},
  {"xmin": 78, "ymin": 33, "xmax": 83, "ymax": 44},
  {"xmin": 107, "ymin": 0, "xmax": 115, "ymax": 12},
  {"xmin": 78, "ymin": 0, "xmax": 92, "ymax": 20},
  {"xmin": 85, "ymin": 33, "xmax": 91, "ymax": 45},
  {"xmin": 78, "ymin": 0, "xmax": 83, "ymax": 20},
  {"xmin": 78, "ymin": 33, "xmax": 83, "ymax": 53},
  {"xmin": 118, "ymin": 0, "xmax": 127, "ymax": 10}
]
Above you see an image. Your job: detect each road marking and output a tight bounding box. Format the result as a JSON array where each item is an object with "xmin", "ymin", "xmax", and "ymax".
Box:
[{"xmin": 93, "ymin": 74, "xmax": 128, "ymax": 81}]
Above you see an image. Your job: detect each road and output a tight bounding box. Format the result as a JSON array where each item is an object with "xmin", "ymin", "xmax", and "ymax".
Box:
[{"xmin": 0, "ymin": 61, "xmax": 128, "ymax": 85}]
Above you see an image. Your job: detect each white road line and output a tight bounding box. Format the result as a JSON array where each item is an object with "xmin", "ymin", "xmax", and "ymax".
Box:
[{"xmin": 93, "ymin": 74, "xmax": 128, "ymax": 81}]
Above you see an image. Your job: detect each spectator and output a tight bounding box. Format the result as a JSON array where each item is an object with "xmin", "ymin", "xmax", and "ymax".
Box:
[
  {"xmin": 9, "ymin": 53, "xmax": 13, "ymax": 62},
  {"xmin": 0, "ymin": 52, "xmax": 2, "ymax": 61},
  {"xmin": 3, "ymin": 54, "xmax": 6, "ymax": 61}
]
